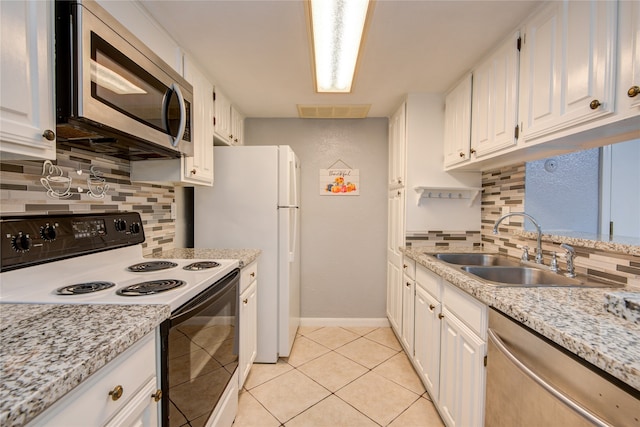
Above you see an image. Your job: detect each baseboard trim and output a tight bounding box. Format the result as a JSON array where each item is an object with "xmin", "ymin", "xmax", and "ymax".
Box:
[{"xmin": 299, "ymin": 318, "xmax": 390, "ymax": 327}]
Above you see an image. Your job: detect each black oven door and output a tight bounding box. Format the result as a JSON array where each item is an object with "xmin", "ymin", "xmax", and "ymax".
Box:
[{"xmin": 160, "ymin": 269, "xmax": 239, "ymax": 427}]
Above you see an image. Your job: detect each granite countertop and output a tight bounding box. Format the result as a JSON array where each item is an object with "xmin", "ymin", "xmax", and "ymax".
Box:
[
  {"xmin": 0, "ymin": 303, "xmax": 170, "ymax": 426},
  {"xmin": 157, "ymin": 248, "xmax": 261, "ymax": 268},
  {"xmin": 402, "ymin": 247, "xmax": 640, "ymax": 392}
]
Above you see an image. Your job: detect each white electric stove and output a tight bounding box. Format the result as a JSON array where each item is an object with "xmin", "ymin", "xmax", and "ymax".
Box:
[{"xmin": 0, "ymin": 212, "xmax": 238, "ymax": 310}]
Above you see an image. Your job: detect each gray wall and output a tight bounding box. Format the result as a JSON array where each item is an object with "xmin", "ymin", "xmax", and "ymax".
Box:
[{"xmin": 245, "ymin": 118, "xmax": 388, "ymax": 319}]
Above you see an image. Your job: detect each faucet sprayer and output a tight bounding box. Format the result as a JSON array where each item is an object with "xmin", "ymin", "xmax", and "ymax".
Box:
[{"xmin": 493, "ymin": 212, "xmax": 544, "ymax": 264}]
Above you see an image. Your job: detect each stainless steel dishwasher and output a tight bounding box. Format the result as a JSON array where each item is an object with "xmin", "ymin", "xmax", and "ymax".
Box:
[{"xmin": 485, "ymin": 309, "xmax": 640, "ymax": 427}]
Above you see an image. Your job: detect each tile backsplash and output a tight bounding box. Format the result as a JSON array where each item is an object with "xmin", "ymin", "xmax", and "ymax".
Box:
[
  {"xmin": 0, "ymin": 147, "xmax": 176, "ymax": 256},
  {"xmin": 481, "ymin": 163, "xmax": 640, "ymax": 288}
]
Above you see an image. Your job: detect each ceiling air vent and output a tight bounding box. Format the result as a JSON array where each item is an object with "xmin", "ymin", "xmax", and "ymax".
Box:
[{"xmin": 297, "ymin": 104, "xmax": 371, "ymax": 119}]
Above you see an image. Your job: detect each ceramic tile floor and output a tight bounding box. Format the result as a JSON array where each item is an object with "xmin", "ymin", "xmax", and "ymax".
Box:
[{"xmin": 233, "ymin": 326, "xmax": 445, "ymax": 427}]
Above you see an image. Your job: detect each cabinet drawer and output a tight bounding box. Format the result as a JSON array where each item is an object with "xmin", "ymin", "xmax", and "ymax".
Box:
[
  {"xmin": 30, "ymin": 332, "xmax": 157, "ymax": 427},
  {"xmin": 416, "ymin": 265, "xmax": 442, "ymax": 300},
  {"xmin": 403, "ymin": 257, "xmax": 416, "ymax": 280},
  {"xmin": 442, "ymin": 282, "xmax": 487, "ymax": 339},
  {"xmin": 240, "ymin": 261, "xmax": 257, "ymax": 293}
]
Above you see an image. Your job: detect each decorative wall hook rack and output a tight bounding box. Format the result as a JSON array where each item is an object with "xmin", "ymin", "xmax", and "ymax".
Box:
[{"xmin": 414, "ymin": 186, "xmax": 483, "ymax": 207}]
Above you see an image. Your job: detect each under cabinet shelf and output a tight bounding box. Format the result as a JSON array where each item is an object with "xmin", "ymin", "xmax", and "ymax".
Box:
[{"xmin": 414, "ymin": 186, "xmax": 483, "ymax": 207}]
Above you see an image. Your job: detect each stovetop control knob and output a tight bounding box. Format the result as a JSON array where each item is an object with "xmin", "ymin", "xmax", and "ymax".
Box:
[
  {"xmin": 40, "ymin": 224, "xmax": 57, "ymax": 241},
  {"xmin": 130, "ymin": 222, "xmax": 141, "ymax": 234},
  {"xmin": 11, "ymin": 232, "xmax": 32, "ymax": 252},
  {"xmin": 114, "ymin": 218, "xmax": 127, "ymax": 232}
]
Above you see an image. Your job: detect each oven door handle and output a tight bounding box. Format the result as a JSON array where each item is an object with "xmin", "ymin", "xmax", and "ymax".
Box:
[
  {"xmin": 488, "ymin": 328, "xmax": 611, "ymax": 427},
  {"xmin": 169, "ymin": 269, "xmax": 239, "ymax": 327}
]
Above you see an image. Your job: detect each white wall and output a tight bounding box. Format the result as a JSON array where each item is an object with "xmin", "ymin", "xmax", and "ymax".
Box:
[
  {"xmin": 245, "ymin": 118, "xmax": 388, "ymax": 319},
  {"xmin": 405, "ymin": 93, "xmax": 481, "ymax": 233}
]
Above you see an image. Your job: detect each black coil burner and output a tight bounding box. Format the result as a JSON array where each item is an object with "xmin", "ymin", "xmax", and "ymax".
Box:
[
  {"xmin": 183, "ymin": 261, "xmax": 221, "ymax": 271},
  {"xmin": 56, "ymin": 281, "xmax": 116, "ymax": 295},
  {"xmin": 116, "ymin": 279, "xmax": 186, "ymax": 296},
  {"xmin": 127, "ymin": 261, "xmax": 178, "ymax": 273}
]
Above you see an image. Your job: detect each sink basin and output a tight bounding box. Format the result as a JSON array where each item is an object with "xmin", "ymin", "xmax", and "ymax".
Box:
[
  {"xmin": 462, "ymin": 266, "xmax": 604, "ymax": 287},
  {"xmin": 461, "ymin": 266, "xmax": 584, "ymax": 287},
  {"xmin": 433, "ymin": 253, "xmax": 521, "ymax": 267}
]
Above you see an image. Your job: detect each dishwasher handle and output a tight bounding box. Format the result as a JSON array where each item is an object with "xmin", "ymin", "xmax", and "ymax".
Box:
[{"xmin": 487, "ymin": 328, "xmax": 612, "ymax": 427}]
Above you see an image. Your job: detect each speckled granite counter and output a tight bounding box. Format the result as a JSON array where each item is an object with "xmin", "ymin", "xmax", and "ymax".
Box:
[
  {"xmin": 156, "ymin": 248, "xmax": 261, "ymax": 268},
  {"xmin": 402, "ymin": 247, "xmax": 640, "ymax": 392},
  {"xmin": 0, "ymin": 303, "xmax": 170, "ymax": 426}
]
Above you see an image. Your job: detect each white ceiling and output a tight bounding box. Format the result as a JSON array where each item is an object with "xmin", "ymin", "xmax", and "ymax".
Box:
[{"xmin": 140, "ymin": 0, "xmax": 540, "ymax": 118}]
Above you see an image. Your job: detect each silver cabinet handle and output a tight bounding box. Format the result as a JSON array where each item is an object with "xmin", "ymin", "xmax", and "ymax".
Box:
[{"xmin": 487, "ymin": 329, "xmax": 610, "ymax": 427}]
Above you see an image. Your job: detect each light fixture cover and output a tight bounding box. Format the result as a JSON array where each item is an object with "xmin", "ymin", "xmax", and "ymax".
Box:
[{"xmin": 309, "ymin": 0, "xmax": 371, "ymax": 93}]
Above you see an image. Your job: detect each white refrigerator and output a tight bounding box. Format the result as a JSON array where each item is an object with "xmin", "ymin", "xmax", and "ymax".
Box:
[{"xmin": 194, "ymin": 145, "xmax": 300, "ymax": 363}]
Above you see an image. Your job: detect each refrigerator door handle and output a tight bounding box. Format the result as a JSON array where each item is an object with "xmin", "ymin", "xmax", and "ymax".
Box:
[
  {"xmin": 289, "ymin": 205, "xmax": 298, "ymax": 262},
  {"xmin": 277, "ymin": 205, "xmax": 299, "ymax": 209}
]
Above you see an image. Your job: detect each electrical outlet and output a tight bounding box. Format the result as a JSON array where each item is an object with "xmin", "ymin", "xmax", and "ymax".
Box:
[
  {"xmin": 502, "ymin": 206, "xmax": 510, "ymax": 224},
  {"xmin": 171, "ymin": 203, "xmax": 177, "ymax": 220}
]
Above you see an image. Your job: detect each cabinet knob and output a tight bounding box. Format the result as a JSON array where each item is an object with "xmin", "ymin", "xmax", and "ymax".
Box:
[
  {"xmin": 589, "ymin": 99, "xmax": 601, "ymax": 110},
  {"xmin": 459, "ymin": 152, "xmax": 465, "ymax": 158},
  {"xmin": 403, "ymin": 264, "xmax": 408, "ymax": 269},
  {"xmin": 191, "ymin": 169, "xmax": 196, "ymax": 175},
  {"xmin": 397, "ymin": 190, "xmax": 401, "ymax": 196},
  {"xmin": 229, "ymin": 134, "xmax": 233, "ymax": 139},
  {"xmin": 151, "ymin": 389, "xmax": 162, "ymax": 402},
  {"xmin": 42, "ymin": 129, "xmax": 55, "ymax": 141},
  {"xmin": 406, "ymin": 282, "xmax": 411, "ymax": 287},
  {"xmin": 243, "ymin": 298, "xmax": 248, "ymax": 304},
  {"xmin": 398, "ymin": 178, "xmax": 402, "ymax": 184},
  {"xmin": 109, "ymin": 385, "xmax": 124, "ymax": 401},
  {"xmin": 470, "ymin": 148, "xmax": 476, "ymax": 154},
  {"xmin": 429, "ymin": 304, "xmax": 435, "ymax": 311},
  {"xmin": 250, "ymin": 272, "xmax": 255, "ymax": 277},
  {"xmin": 438, "ymin": 313, "xmax": 445, "ymax": 320},
  {"xmin": 628, "ymin": 86, "xmax": 640, "ymax": 98}
]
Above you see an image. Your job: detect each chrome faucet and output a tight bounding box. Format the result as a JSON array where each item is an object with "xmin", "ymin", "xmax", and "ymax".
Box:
[
  {"xmin": 493, "ymin": 212, "xmax": 544, "ymax": 264},
  {"xmin": 560, "ymin": 243, "xmax": 576, "ymax": 278}
]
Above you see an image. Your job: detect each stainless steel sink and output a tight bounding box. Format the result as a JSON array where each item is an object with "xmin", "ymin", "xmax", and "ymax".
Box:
[
  {"xmin": 460, "ymin": 266, "xmax": 625, "ymax": 287},
  {"xmin": 433, "ymin": 253, "xmax": 521, "ymax": 267}
]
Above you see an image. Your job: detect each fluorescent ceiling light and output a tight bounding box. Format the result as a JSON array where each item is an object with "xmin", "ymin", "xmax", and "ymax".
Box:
[
  {"xmin": 309, "ymin": 0, "xmax": 371, "ymax": 93},
  {"xmin": 90, "ymin": 60, "xmax": 147, "ymax": 95}
]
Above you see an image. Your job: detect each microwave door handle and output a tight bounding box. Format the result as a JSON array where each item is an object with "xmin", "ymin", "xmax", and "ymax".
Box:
[{"xmin": 172, "ymin": 83, "xmax": 186, "ymax": 147}]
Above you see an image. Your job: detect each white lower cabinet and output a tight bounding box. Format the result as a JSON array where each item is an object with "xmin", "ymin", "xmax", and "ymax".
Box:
[
  {"xmin": 438, "ymin": 307, "xmax": 486, "ymax": 427},
  {"xmin": 404, "ymin": 264, "xmax": 487, "ymax": 427},
  {"xmin": 401, "ymin": 272, "xmax": 415, "ymax": 353},
  {"xmin": 238, "ymin": 261, "xmax": 258, "ymax": 389},
  {"xmin": 29, "ymin": 331, "xmax": 160, "ymax": 427},
  {"xmin": 414, "ymin": 284, "xmax": 441, "ymax": 401}
]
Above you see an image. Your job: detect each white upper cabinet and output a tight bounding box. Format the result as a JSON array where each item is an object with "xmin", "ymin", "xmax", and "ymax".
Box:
[
  {"xmin": 619, "ymin": 0, "xmax": 640, "ymax": 115},
  {"xmin": 471, "ymin": 32, "xmax": 520, "ymax": 158},
  {"xmin": 230, "ymin": 106, "xmax": 245, "ymax": 146},
  {"xmin": 182, "ymin": 56, "xmax": 214, "ymax": 185},
  {"xmin": 519, "ymin": 0, "xmax": 618, "ymax": 142},
  {"xmin": 388, "ymin": 103, "xmax": 407, "ymax": 187},
  {"xmin": 213, "ymin": 89, "xmax": 232, "ymax": 144},
  {"xmin": 0, "ymin": 0, "xmax": 56, "ymax": 161},
  {"xmin": 443, "ymin": 73, "xmax": 472, "ymax": 167}
]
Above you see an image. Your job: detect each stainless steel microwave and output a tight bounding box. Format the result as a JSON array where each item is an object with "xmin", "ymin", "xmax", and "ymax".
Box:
[{"xmin": 55, "ymin": 0, "xmax": 193, "ymax": 160}]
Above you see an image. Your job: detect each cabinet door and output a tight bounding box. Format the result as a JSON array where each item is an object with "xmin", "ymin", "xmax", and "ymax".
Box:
[
  {"xmin": 183, "ymin": 57, "xmax": 214, "ymax": 185},
  {"xmin": 519, "ymin": 0, "xmax": 617, "ymax": 142},
  {"xmin": 230, "ymin": 107, "xmax": 244, "ymax": 145},
  {"xmin": 401, "ymin": 274, "xmax": 415, "ymax": 353},
  {"xmin": 386, "ymin": 189, "xmax": 404, "ymax": 334},
  {"xmin": 439, "ymin": 308, "xmax": 486, "ymax": 427},
  {"xmin": 471, "ymin": 32, "xmax": 520, "ymax": 158},
  {"xmin": 239, "ymin": 279, "xmax": 257, "ymax": 388},
  {"xmin": 619, "ymin": 0, "xmax": 640, "ymax": 114},
  {"xmin": 104, "ymin": 378, "xmax": 160, "ymax": 427},
  {"xmin": 213, "ymin": 89, "xmax": 232, "ymax": 144},
  {"xmin": 0, "ymin": 0, "xmax": 56, "ymax": 160},
  {"xmin": 443, "ymin": 74, "xmax": 472, "ymax": 167},
  {"xmin": 388, "ymin": 103, "xmax": 407, "ymax": 187},
  {"xmin": 414, "ymin": 285, "xmax": 441, "ymax": 401}
]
